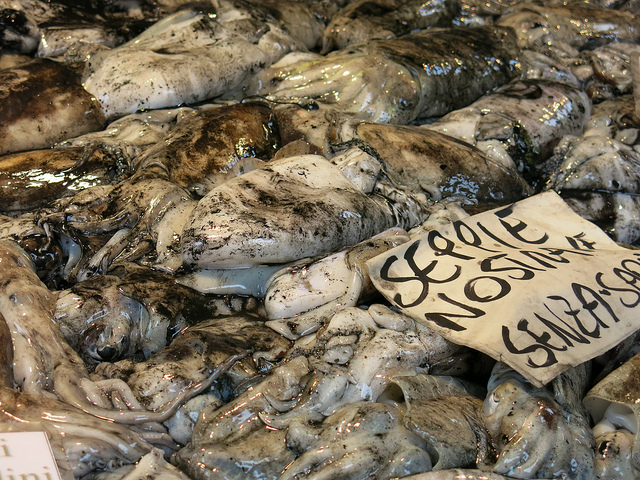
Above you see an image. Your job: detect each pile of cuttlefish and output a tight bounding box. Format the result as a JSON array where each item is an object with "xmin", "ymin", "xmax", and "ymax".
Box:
[{"xmin": 1, "ymin": 0, "xmax": 640, "ymax": 478}]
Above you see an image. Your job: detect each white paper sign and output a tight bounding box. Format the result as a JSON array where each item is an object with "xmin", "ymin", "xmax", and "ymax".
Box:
[
  {"xmin": 0, "ymin": 432, "xmax": 62, "ymax": 480},
  {"xmin": 368, "ymin": 191, "xmax": 640, "ymax": 386}
]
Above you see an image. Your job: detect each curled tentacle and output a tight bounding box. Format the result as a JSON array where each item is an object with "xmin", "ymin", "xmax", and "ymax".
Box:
[
  {"xmin": 483, "ymin": 364, "xmax": 595, "ymax": 479},
  {"xmin": 279, "ymin": 402, "xmax": 432, "ymax": 480},
  {"xmin": 56, "ymin": 351, "xmax": 249, "ymax": 424},
  {"xmin": 190, "ymin": 356, "xmax": 310, "ymax": 446},
  {"xmin": 259, "ymin": 372, "xmax": 350, "ymax": 428},
  {"xmin": 0, "ymin": 386, "xmax": 153, "ymax": 477}
]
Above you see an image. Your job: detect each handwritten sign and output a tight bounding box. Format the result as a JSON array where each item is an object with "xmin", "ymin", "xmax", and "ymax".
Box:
[
  {"xmin": 0, "ymin": 432, "xmax": 63, "ymax": 480},
  {"xmin": 368, "ymin": 191, "xmax": 640, "ymax": 386}
]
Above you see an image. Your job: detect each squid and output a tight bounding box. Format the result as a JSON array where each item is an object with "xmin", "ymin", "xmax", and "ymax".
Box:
[
  {"xmin": 384, "ymin": 374, "xmax": 490, "ymax": 471},
  {"xmin": 578, "ymin": 43, "xmax": 640, "ymax": 100},
  {"xmin": 0, "ymin": 309, "xmax": 164, "ymax": 478},
  {"xmin": 497, "ymin": 4, "xmax": 640, "ymax": 58},
  {"xmin": 54, "ymin": 262, "xmax": 262, "ymax": 364},
  {"xmin": 260, "ymin": 305, "xmax": 468, "ymax": 429},
  {"xmin": 93, "ymin": 314, "xmax": 290, "ymax": 414},
  {"xmin": 264, "ymin": 227, "xmax": 412, "ymax": 339},
  {"xmin": 0, "ymin": 386, "xmax": 158, "ymax": 477},
  {"xmin": 80, "ymin": 448, "xmax": 191, "ymax": 480},
  {"xmin": 544, "ymin": 135, "xmax": 640, "ymax": 244},
  {"xmin": 173, "ymin": 357, "xmax": 310, "ymax": 479},
  {"xmin": 39, "ymin": 171, "xmax": 198, "ymax": 278},
  {"xmin": 585, "ymin": 352, "xmax": 640, "ymax": 479},
  {"xmin": 280, "ymin": 401, "xmax": 433, "ymax": 480},
  {"xmin": 335, "ymin": 120, "xmax": 533, "ymax": 202},
  {"xmin": 132, "ymin": 102, "xmax": 282, "ymax": 196},
  {"xmin": 181, "ymin": 148, "xmax": 432, "ymax": 270},
  {"xmin": 0, "ymin": 145, "xmax": 130, "ymax": 214}
]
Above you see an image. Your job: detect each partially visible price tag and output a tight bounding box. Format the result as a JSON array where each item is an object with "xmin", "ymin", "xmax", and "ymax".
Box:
[{"xmin": 0, "ymin": 432, "xmax": 63, "ymax": 480}]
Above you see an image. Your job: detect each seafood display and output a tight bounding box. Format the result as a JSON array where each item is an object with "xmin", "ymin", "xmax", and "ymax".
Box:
[
  {"xmin": 82, "ymin": 4, "xmax": 325, "ymax": 119},
  {"xmin": 0, "ymin": 0, "xmax": 640, "ymax": 479}
]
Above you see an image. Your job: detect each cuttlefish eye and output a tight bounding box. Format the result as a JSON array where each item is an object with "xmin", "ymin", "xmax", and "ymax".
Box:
[
  {"xmin": 83, "ymin": 323, "xmax": 130, "ymax": 363},
  {"xmin": 96, "ymin": 346, "xmax": 118, "ymax": 361},
  {"xmin": 483, "ymin": 390, "xmax": 502, "ymax": 416}
]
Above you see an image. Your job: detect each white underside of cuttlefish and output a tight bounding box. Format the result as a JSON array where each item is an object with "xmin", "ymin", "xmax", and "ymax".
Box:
[{"xmin": 263, "ymin": 226, "xmax": 411, "ymax": 339}]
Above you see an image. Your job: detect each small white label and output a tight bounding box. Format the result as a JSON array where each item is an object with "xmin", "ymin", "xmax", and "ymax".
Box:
[
  {"xmin": 0, "ymin": 432, "xmax": 63, "ymax": 480},
  {"xmin": 368, "ymin": 191, "xmax": 640, "ymax": 386}
]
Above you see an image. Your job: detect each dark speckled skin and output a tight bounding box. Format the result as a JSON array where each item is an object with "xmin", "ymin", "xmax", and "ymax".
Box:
[
  {"xmin": 0, "ymin": 59, "xmax": 105, "ymax": 155},
  {"xmin": 0, "ymin": 312, "xmax": 13, "ymax": 388},
  {"xmin": 369, "ymin": 26, "xmax": 521, "ymax": 118},
  {"xmin": 250, "ymin": 26, "xmax": 519, "ymax": 123},
  {"xmin": 0, "ymin": 8, "xmax": 40, "ymax": 54},
  {"xmin": 322, "ymin": 0, "xmax": 461, "ymax": 53},
  {"xmin": 498, "ymin": 4, "xmax": 640, "ymax": 51},
  {"xmin": 0, "ymin": 145, "xmax": 129, "ymax": 214},
  {"xmin": 54, "ymin": 262, "xmax": 262, "ymax": 364},
  {"xmin": 99, "ymin": 314, "xmax": 291, "ymax": 410},
  {"xmin": 134, "ymin": 102, "xmax": 281, "ymax": 191},
  {"xmin": 355, "ymin": 123, "xmax": 532, "ymax": 204},
  {"xmin": 217, "ymin": 0, "xmax": 324, "ymax": 49},
  {"xmin": 182, "ymin": 155, "xmax": 396, "ymax": 268}
]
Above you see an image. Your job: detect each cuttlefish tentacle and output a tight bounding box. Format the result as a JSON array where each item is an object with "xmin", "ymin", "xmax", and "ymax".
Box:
[
  {"xmin": 0, "ymin": 386, "xmax": 155, "ymax": 477},
  {"xmin": 0, "ymin": 239, "xmax": 245, "ymax": 424},
  {"xmin": 55, "ymin": 351, "xmax": 248, "ymax": 424}
]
